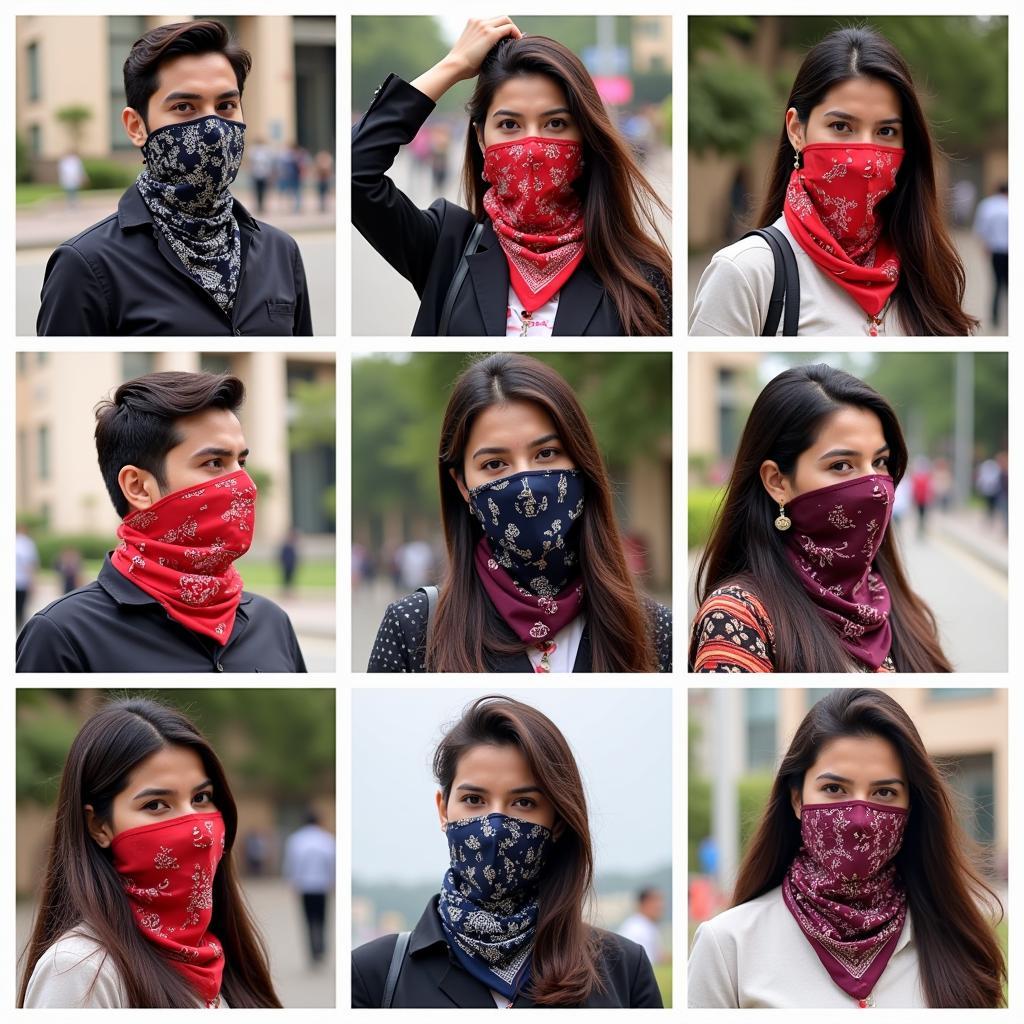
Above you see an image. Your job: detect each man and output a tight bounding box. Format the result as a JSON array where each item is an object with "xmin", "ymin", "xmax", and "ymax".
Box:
[
  {"xmin": 15, "ymin": 523, "xmax": 39, "ymax": 632},
  {"xmin": 37, "ymin": 20, "xmax": 312, "ymax": 336},
  {"xmin": 282, "ymin": 811, "xmax": 336, "ymax": 966},
  {"xmin": 17, "ymin": 371, "xmax": 306, "ymax": 672},
  {"xmin": 973, "ymin": 182, "xmax": 1009, "ymax": 329},
  {"xmin": 57, "ymin": 150, "xmax": 87, "ymax": 208},
  {"xmin": 617, "ymin": 886, "xmax": 666, "ymax": 966}
]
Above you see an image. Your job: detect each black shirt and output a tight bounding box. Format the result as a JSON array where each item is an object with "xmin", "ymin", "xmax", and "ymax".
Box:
[
  {"xmin": 352, "ymin": 895, "xmax": 663, "ymax": 1008},
  {"xmin": 16, "ymin": 556, "xmax": 306, "ymax": 673},
  {"xmin": 36, "ymin": 185, "xmax": 313, "ymax": 336}
]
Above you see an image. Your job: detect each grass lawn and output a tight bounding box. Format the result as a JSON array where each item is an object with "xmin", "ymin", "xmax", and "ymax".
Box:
[
  {"xmin": 654, "ymin": 962, "xmax": 672, "ymax": 1008},
  {"xmin": 16, "ymin": 183, "xmax": 63, "ymax": 206}
]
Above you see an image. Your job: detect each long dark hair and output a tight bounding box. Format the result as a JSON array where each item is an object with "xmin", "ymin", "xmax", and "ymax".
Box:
[
  {"xmin": 757, "ymin": 27, "xmax": 977, "ymax": 336},
  {"xmin": 18, "ymin": 698, "xmax": 281, "ymax": 1008},
  {"xmin": 462, "ymin": 36, "xmax": 672, "ymax": 336},
  {"xmin": 430, "ymin": 353, "xmax": 657, "ymax": 672},
  {"xmin": 691, "ymin": 363, "xmax": 952, "ymax": 672},
  {"xmin": 433, "ymin": 696, "xmax": 603, "ymax": 1006},
  {"xmin": 732, "ymin": 688, "xmax": 1005, "ymax": 1008}
]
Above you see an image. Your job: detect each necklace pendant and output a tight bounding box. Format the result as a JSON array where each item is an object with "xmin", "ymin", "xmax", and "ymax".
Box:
[
  {"xmin": 858, "ymin": 995, "xmax": 875, "ymax": 1008},
  {"xmin": 868, "ymin": 324, "xmax": 879, "ymax": 337}
]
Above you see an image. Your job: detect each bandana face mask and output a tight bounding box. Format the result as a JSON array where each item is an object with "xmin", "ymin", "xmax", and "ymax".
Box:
[
  {"xmin": 111, "ymin": 810, "xmax": 227, "ymax": 1006},
  {"xmin": 782, "ymin": 474, "xmax": 895, "ymax": 669},
  {"xmin": 438, "ymin": 812, "xmax": 553, "ymax": 998},
  {"xmin": 111, "ymin": 469, "xmax": 257, "ymax": 645},
  {"xmin": 783, "ymin": 800, "xmax": 908, "ymax": 1003}
]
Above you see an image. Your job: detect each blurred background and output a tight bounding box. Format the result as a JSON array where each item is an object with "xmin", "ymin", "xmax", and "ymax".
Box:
[
  {"xmin": 15, "ymin": 15, "xmax": 337, "ymax": 334},
  {"xmin": 688, "ymin": 351, "xmax": 1008, "ymax": 671},
  {"xmin": 15, "ymin": 351, "xmax": 336, "ymax": 670},
  {"xmin": 352, "ymin": 15, "xmax": 672, "ymax": 334},
  {"xmin": 16, "ymin": 688, "xmax": 336, "ymax": 1007},
  {"xmin": 688, "ymin": 687, "xmax": 1008, "ymax": 1000},
  {"xmin": 351, "ymin": 351, "xmax": 672, "ymax": 669},
  {"xmin": 352, "ymin": 687, "xmax": 672, "ymax": 1006},
  {"xmin": 688, "ymin": 16, "xmax": 1009, "ymax": 335}
]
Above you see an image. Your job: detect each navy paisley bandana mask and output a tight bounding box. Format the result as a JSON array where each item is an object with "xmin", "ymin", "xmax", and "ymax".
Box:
[
  {"xmin": 468, "ymin": 469, "xmax": 585, "ymax": 597},
  {"xmin": 136, "ymin": 115, "xmax": 246, "ymax": 313},
  {"xmin": 438, "ymin": 813, "xmax": 552, "ymax": 999}
]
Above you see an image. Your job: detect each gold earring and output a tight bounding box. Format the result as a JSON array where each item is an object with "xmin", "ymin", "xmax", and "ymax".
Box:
[
  {"xmin": 793, "ymin": 149, "xmax": 800, "ymax": 170},
  {"xmin": 775, "ymin": 501, "xmax": 792, "ymax": 531}
]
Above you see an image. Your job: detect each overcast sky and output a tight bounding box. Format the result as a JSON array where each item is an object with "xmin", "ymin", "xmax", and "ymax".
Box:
[{"xmin": 352, "ymin": 687, "xmax": 672, "ymax": 885}]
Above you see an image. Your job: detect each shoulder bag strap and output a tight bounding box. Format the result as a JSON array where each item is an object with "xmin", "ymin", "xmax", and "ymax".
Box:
[
  {"xmin": 740, "ymin": 228, "xmax": 785, "ymax": 336},
  {"xmin": 381, "ymin": 930, "xmax": 411, "ymax": 1008},
  {"xmin": 438, "ymin": 220, "xmax": 485, "ymax": 335},
  {"xmin": 760, "ymin": 225, "xmax": 801, "ymax": 336}
]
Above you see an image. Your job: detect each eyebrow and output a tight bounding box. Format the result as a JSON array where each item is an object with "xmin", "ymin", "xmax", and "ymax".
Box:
[
  {"xmin": 816, "ymin": 772, "xmax": 904, "ymax": 786},
  {"xmin": 132, "ymin": 778, "xmax": 214, "ymax": 800},
  {"xmin": 471, "ymin": 433, "xmax": 560, "ymax": 460},
  {"xmin": 163, "ymin": 89, "xmax": 241, "ymax": 103},
  {"xmin": 190, "ymin": 446, "xmax": 249, "ymax": 460},
  {"xmin": 491, "ymin": 108, "xmax": 571, "ymax": 119},
  {"xmin": 822, "ymin": 109, "xmax": 902, "ymax": 125},
  {"xmin": 455, "ymin": 783, "xmax": 543, "ymax": 795},
  {"xmin": 817, "ymin": 444, "xmax": 890, "ymax": 461}
]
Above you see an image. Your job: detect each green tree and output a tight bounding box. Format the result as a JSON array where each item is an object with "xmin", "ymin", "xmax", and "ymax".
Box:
[{"xmin": 55, "ymin": 104, "xmax": 93, "ymax": 152}]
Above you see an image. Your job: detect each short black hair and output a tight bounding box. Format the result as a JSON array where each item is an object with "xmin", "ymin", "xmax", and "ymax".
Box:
[
  {"xmin": 123, "ymin": 19, "xmax": 252, "ymax": 127},
  {"xmin": 95, "ymin": 371, "xmax": 245, "ymax": 518},
  {"xmin": 637, "ymin": 886, "xmax": 660, "ymax": 904}
]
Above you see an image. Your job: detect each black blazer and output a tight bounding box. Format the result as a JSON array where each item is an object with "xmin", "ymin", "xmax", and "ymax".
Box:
[
  {"xmin": 365, "ymin": 590, "xmax": 672, "ymax": 672},
  {"xmin": 352, "ymin": 895, "xmax": 663, "ymax": 1008},
  {"xmin": 352, "ymin": 74, "xmax": 669, "ymax": 336},
  {"xmin": 37, "ymin": 186, "xmax": 313, "ymax": 336}
]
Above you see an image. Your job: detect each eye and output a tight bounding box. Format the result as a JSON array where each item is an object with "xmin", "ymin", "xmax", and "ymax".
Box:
[
  {"xmin": 218, "ymin": 101, "xmax": 238, "ymax": 111},
  {"xmin": 546, "ymin": 118, "xmax": 568, "ymax": 130},
  {"xmin": 879, "ymin": 126, "xmax": 899, "ymax": 137},
  {"xmin": 875, "ymin": 787, "xmax": 898, "ymax": 798},
  {"xmin": 171, "ymin": 102, "xmax": 195, "ymax": 113},
  {"xmin": 874, "ymin": 456, "xmax": 890, "ymax": 470},
  {"xmin": 204, "ymin": 458, "xmax": 224, "ymax": 469},
  {"xmin": 512, "ymin": 797, "xmax": 537, "ymax": 809},
  {"xmin": 461, "ymin": 794, "xmax": 483, "ymax": 805},
  {"xmin": 194, "ymin": 791, "xmax": 214, "ymax": 805},
  {"xmin": 829, "ymin": 460, "xmax": 853, "ymax": 472},
  {"xmin": 497, "ymin": 119, "xmax": 519, "ymax": 130},
  {"xmin": 481, "ymin": 458, "xmax": 506, "ymax": 472},
  {"xmin": 828, "ymin": 120, "xmax": 851, "ymax": 133},
  {"xmin": 536, "ymin": 447, "xmax": 560, "ymax": 461},
  {"xmin": 142, "ymin": 799, "xmax": 170, "ymax": 811},
  {"xmin": 821, "ymin": 783, "xmax": 844, "ymax": 794}
]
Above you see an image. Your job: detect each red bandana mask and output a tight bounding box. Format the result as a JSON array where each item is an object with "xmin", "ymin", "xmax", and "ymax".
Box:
[
  {"xmin": 111, "ymin": 811, "xmax": 227, "ymax": 1006},
  {"xmin": 784, "ymin": 143, "xmax": 904, "ymax": 322},
  {"xmin": 783, "ymin": 474, "xmax": 894, "ymax": 669},
  {"xmin": 111, "ymin": 469, "xmax": 256, "ymax": 645},
  {"xmin": 783, "ymin": 800, "xmax": 908, "ymax": 1004},
  {"xmin": 482, "ymin": 136, "xmax": 586, "ymax": 313}
]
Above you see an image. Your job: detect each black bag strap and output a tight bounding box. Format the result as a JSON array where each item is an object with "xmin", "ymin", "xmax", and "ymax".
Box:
[
  {"xmin": 438, "ymin": 220, "xmax": 485, "ymax": 335},
  {"xmin": 381, "ymin": 930, "xmax": 411, "ymax": 1008},
  {"xmin": 740, "ymin": 226, "xmax": 800, "ymax": 335}
]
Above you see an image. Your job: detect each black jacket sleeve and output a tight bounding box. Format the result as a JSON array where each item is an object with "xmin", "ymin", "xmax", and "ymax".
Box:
[
  {"xmin": 16, "ymin": 614, "xmax": 86, "ymax": 672},
  {"xmin": 627, "ymin": 940, "xmax": 664, "ymax": 1008},
  {"xmin": 292, "ymin": 240, "xmax": 313, "ymax": 335},
  {"xmin": 351, "ymin": 934, "xmax": 397, "ymax": 1008},
  {"xmin": 351, "ymin": 73, "xmax": 448, "ymax": 295},
  {"xmin": 366, "ymin": 592, "xmax": 429, "ymax": 672},
  {"xmin": 37, "ymin": 244, "xmax": 112, "ymax": 336}
]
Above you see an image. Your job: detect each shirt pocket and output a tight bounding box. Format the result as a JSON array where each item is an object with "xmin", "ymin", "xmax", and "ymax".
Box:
[{"xmin": 266, "ymin": 300, "xmax": 296, "ymax": 322}]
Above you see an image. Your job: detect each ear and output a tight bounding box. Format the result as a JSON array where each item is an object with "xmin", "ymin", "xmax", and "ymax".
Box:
[
  {"xmin": 435, "ymin": 789, "xmax": 448, "ymax": 833},
  {"xmin": 450, "ymin": 465, "xmax": 470, "ymax": 504},
  {"xmin": 784, "ymin": 107, "xmax": 805, "ymax": 155},
  {"xmin": 551, "ymin": 818, "xmax": 565, "ymax": 841},
  {"xmin": 790, "ymin": 787, "xmax": 802, "ymax": 822},
  {"xmin": 122, "ymin": 106, "xmax": 149, "ymax": 149},
  {"xmin": 475, "ymin": 121, "xmax": 485, "ymax": 154},
  {"xmin": 118, "ymin": 465, "xmax": 163, "ymax": 513},
  {"xmin": 759, "ymin": 460, "xmax": 792, "ymax": 506},
  {"xmin": 84, "ymin": 804, "xmax": 114, "ymax": 849}
]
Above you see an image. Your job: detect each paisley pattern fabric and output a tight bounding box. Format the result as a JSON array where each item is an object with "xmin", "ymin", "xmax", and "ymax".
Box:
[
  {"xmin": 469, "ymin": 468, "xmax": 586, "ymax": 643},
  {"xmin": 482, "ymin": 137, "xmax": 585, "ymax": 312},
  {"xmin": 111, "ymin": 811, "xmax": 227, "ymax": 1007},
  {"xmin": 438, "ymin": 813, "xmax": 551, "ymax": 999},
  {"xmin": 783, "ymin": 800, "xmax": 908, "ymax": 1001},
  {"xmin": 136, "ymin": 115, "xmax": 246, "ymax": 314},
  {"xmin": 783, "ymin": 474, "xmax": 894, "ymax": 669},
  {"xmin": 111, "ymin": 469, "xmax": 257, "ymax": 644},
  {"xmin": 784, "ymin": 143, "xmax": 904, "ymax": 317}
]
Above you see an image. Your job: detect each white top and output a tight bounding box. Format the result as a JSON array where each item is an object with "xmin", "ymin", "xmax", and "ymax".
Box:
[
  {"xmin": 525, "ymin": 614, "xmax": 585, "ymax": 672},
  {"xmin": 973, "ymin": 193, "xmax": 1009, "ymax": 253},
  {"xmin": 687, "ymin": 885, "xmax": 923, "ymax": 1008},
  {"xmin": 57, "ymin": 153, "xmax": 86, "ymax": 189},
  {"xmin": 15, "ymin": 532, "xmax": 38, "ymax": 589},
  {"xmin": 617, "ymin": 912, "xmax": 662, "ymax": 966},
  {"xmin": 282, "ymin": 823, "xmax": 337, "ymax": 893},
  {"xmin": 506, "ymin": 286, "xmax": 558, "ymax": 336},
  {"xmin": 23, "ymin": 929, "xmax": 230, "ymax": 1008},
  {"xmin": 689, "ymin": 216, "xmax": 908, "ymax": 337}
]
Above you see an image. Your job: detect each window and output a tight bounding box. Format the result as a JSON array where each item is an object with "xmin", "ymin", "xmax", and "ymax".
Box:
[
  {"xmin": 946, "ymin": 753, "xmax": 995, "ymax": 846},
  {"xmin": 37, "ymin": 424, "xmax": 50, "ymax": 481},
  {"xmin": 120, "ymin": 352, "xmax": 155, "ymax": 380},
  {"xmin": 717, "ymin": 367, "xmax": 741, "ymax": 458},
  {"xmin": 29, "ymin": 124, "xmax": 42, "ymax": 158},
  {"xmin": 744, "ymin": 689, "xmax": 777, "ymax": 772},
  {"xmin": 27, "ymin": 42, "xmax": 40, "ymax": 102},
  {"xmin": 200, "ymin": 353, "xmax": 233, "ymax": 376},
  {"xmin": 109, "ymin": 17, "xmax": 146, "ymax": 151},
  {"xmin": 929, "ymin": 689, "xmax": 994, "ymax": 701}
]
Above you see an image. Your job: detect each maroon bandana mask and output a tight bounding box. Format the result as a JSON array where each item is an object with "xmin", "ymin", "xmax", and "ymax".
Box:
[
  {"xmin": 783, "ymin": 474, "xmax": 894, "ymax": 669},
  {"xmin": 783, "ymin": 800, "xmax": 908, "ymax": 1004}
]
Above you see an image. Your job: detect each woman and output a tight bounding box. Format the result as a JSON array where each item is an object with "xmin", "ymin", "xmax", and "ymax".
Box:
[
  {"xmin": 367, "ymin": 353, "xmax": 671, "ymax": 672},
  {"xmin": 690, "ymin": 27, "xmax": 977, "ymax": 336},
  {"xmin": 18, "ymin": 698, "xmax": 280, "ymax": 1008},
  {"xmin": 352, "ymin": 695, "xmax": 663, "ymax": 1007},
  {"xmin": 690, "ymin": 363, "xmax": 951, "ymax": 672},
  {"xmin": 352, "ymin": 16, "xmax": 671, "ymax": 336},
  {"xmin": 688, "ymin": 688, "xmax": 1005, "ymax": 1007}
]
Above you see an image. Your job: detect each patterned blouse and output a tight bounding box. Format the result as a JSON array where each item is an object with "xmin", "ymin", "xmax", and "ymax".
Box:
[{"xmin": 690, "ymin": 584, "xmax": 895, "ymax": 673}]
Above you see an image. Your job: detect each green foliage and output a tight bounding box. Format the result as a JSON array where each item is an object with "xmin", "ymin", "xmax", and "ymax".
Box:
[
  {"xmin": 688, "ymin": 487, "xmax": 724, "ymax": 551},
  {"xmin": 738, "ymin": 773, "xmax": 775, "ymax": 853},
  {"xmin": 688, "ymin": 717, "xmax": 712, "ymax": 872},
  {"xmin": 688, "ymin": 16, "xmax": 758, "ymax": 61},
  {"xmin": 56, "ymin": 104, "xmax": 93, "ymax": 148},
  {"xmin": 16, "ymin": 693, "xmax": 79, "ymax": 804},
  {"xmin": 16, "ymin": 132, "xmax": 31, "ymax": 184},
  {"xmin": 653, "ymin": 962, "xmax": 673, "ymax": 1007},
  {"xmin": 688, "ymin": 60, "xmax": 779, "ymax": 157},
  {"xmin": 33, "ymin": 532, "xmax": 113, "ymax": 568},
  {"xmin": 80, "ymin": 158, "xmax": 139, "ymax": 190},
  {"xmin": 351, "ymin": 16, "xmax": 450, "ymax": 112},
  {"xmin": 288, "ymin": 379, "xmax": 337, "ymax": 452}
]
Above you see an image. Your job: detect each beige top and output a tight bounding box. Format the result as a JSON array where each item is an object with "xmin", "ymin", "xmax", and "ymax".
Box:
[
  {"xmin": 689, "ymin": 216, "xmax": 908, "ymax": 337},
  {"xmin": 687, "ymin": 885, "xmax": 923, "ymax": 1008},
  {"xmin": 24, "ymin": 928, "xmax": 230, "ymax": 1009}
]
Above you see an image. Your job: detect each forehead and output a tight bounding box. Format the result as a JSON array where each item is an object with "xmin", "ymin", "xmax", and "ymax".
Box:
[
  {"xmin": 466, "ymin": 400, "xmax": 557, "ymax": 448},
  {"xmin": 170, "ymin": 407, "xmax": 245, "ymax": 451},
  {"xmin": 453, "ymin": 742, "xmax": 535, "ymax": 784},
  {"xmin": 809, "ymin": 405, "xmax": 886, "ymax": 451},
  {"xmin": 124, "ymin": 744, "xmax": 207, "ymax": 790},
  {"xmin": 154, "ymin": 51, "xmax": 239, "ymax": 99},
  {"xmin": 487, "ymin": 73, "xmax": 569, "ymax": 116},
  {"xmin": 811, "ymin": 75, "xmax": 902, "ymax": 119},
  {"xmin": 809, "ymin": 733, "xmax": 904, "ymax": 778}
]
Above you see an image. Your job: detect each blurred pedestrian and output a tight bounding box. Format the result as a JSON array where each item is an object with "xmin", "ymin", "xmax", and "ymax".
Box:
[
  {"xmin": 931, "ymin": 456, "xmax": 953, "ymax": 512},
  {"xmin": 976, "ymin": 455, "xmax": 1002, "ymax": 521},
  {"xmin": 248, "ymin": 135, "xmax": 275, "ymax": 214},
  {"xmin": 951, "ymin": 178, "xmax": 977, "ymax": 227},
  {"xmin": 910, "ymin": 458, "xmax": 933, "ymax": 539},
  {"xmin": 243, "ymin": 829, "xmax": 270, "ymax": 877},
  {"xmin": 54, "ymin": 546, "xmax": 83, "ymax": 595},
  {"xmin": 428, "ymin": 124, "xmax": 451, "ymax": 194},
  {"xmin": 57, "ymin": 150, "xmax": 87, "ymax": 209},
  {"xmin": 18, "ymin": 697, "xmax": 282, "ymax": 1007},
  {"xmin": 314, "ymin": 149, "xmax": 334, "ymax": 212},
  {"xmin": 15, "ymin": 522, "xmax": 39, "ymax": 631},
  {"xmin": 283, "ymin": 811, "xmax": 336, "ymax": 966},
  {"xmin": 395, "ymin": 538, "xmax": 433, "ymax": 592},
  {"xmin": 278, "ymin": 142, "xmax": 305, "ymax": 212},
  {"xmin": 279, "ymin": 527, "xmax": 300, "ymax": 594},
  {"xmin": 973, "ymin": 183, "xmax": 1009, "ymax": 328},
  {"xmin": 617, "ymin": 887, "xmax": 666, "ymax": 966}
]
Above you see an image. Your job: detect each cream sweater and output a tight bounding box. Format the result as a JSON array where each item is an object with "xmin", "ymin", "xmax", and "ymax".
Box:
[{"xmin": 689, "ymin": 216, "xmax": 908, "ymax": 336}]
